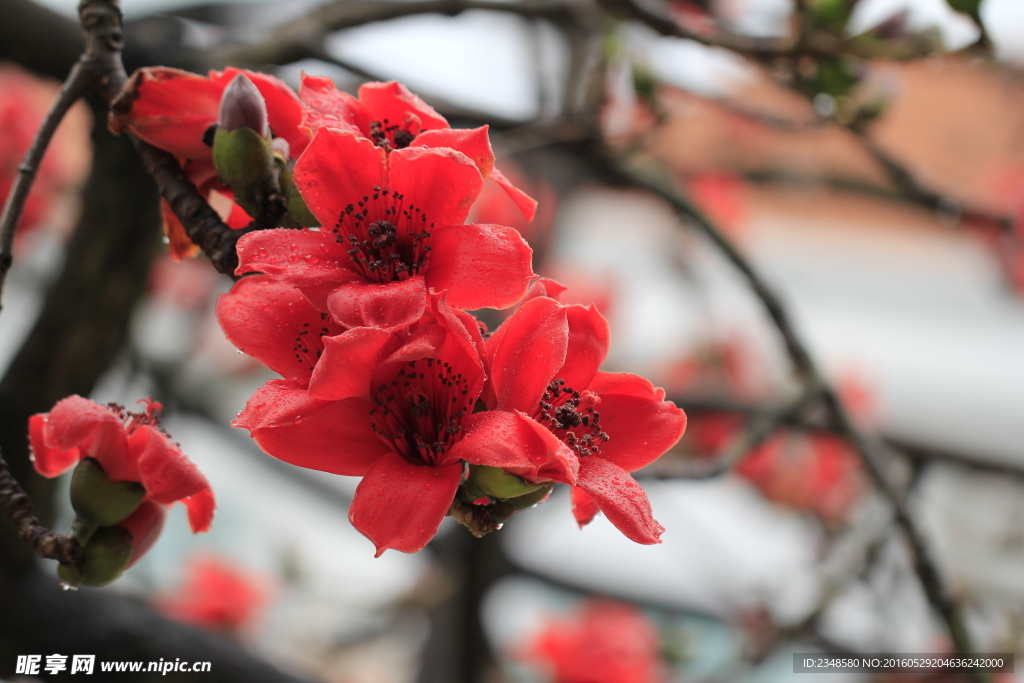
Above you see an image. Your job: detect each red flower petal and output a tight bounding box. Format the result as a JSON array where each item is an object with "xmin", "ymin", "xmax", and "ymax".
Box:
[
  {"xmin": 413, "ymin": 126, "xmax": 494, "ymax": 178},
  {"xmin": 182, "ymin": 489, "xmax": 216, "ymax": 534},
  {"xmin": 575, "ymin": 456, "xmax": 663, "ymax": 544},
  {"xmin": 234, "ymin": 229, "xmax": 356, "ymax": 298},
  {"xmin": 308, "ymin": 328, "xmax": 402, "ymax": 401},
  {"xmin": 133, "ymin": 425, "xmax": 212, "ymax": 505},
  {"xmin": 217, "ymin": 275, "xmax": 343, "ymax": 382},
  {"xmin": 486, "ymin": 297, "xmax": 568, "ymax": 413},
  {"xmin": 556, "ymin": 304, "xmax": 610, "ymax": 393},
  {"xmin": 120, "ymin": 500, "xmax": 168, "ymax": 567},
  {"xmin": 110, "ymin": 67, "xmax": 221, "ymax": 160},
  {"xmin": 425, "ymin": 223, "xmax": 535, "ymax": 310},
  {"xmin": 232, "ymin": 379, "xmax": 330, "ymax": 430},
  {"xmin": 293, "ymin": 128, "xmax": 387, "ymax": 229},
  {"xmin": 571, "ymin": 486, "xmax": 600, "ymax": 527},
  {"xmin": 347, "ymin": 451, "xmax": 462, "ymax": 556},
  {"xmin": 28, "ymin": 413, "xmax": 81, "ymax": 478},
  {"xmin": 491, "ymin": 167, "xmax": 538, "ymax": 222},
  {"xmin": 429, "ymin": 292, "xmax": 487, "ymax": 396},
  {"xmin": 211, "ymin": 67, "xmax": 308, "ymax": 157},
  {"xmin": 326, "ymin": 277, "xmax": 428, "ymax": 330},
  {"xmin": 387, "ymin": 146, "xmax": 482, "ymax": 227},
  {"xmin": 44, "ymin": 396, "xmax": 133, "ymax": 482},
  {"xmin": 447, "ymin": 410, "xmax": 578, "ymax": 484},
  {"xmin": 583, "ymin": 372, "xmax": 687, "ymax": 472},
  {"xmin": 250, "ymin": 398, "xmax": 390, "ymax": 477},
  {"xmin": 357, "ymin": 81, "xmax": 448, "ymax": 132},
  {"xmin": 298, "ymin": 73, "xmax": 367, "ymax": 136}
]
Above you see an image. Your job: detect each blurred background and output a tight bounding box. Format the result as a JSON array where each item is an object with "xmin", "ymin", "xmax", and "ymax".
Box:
[{"xmin": 1, "ymin": 0, "xmax": 1024, "ymax": 681}]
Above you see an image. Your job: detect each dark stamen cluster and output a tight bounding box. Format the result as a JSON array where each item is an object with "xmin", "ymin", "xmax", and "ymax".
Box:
[
  {"xmin": 105, "ymin": 400, "xmax": 164, "ymax": 435},
  {"xmin": 292, "ymin": 312, "xmax": 335, "ymax": 373},
  {"xmin": 369, "ymin": 119, "xmax": 416, "ymax": 150},
  {"xmin": 369, "ymin": 358, "xmax": 475, "ymax": 466},
  {"xmin": 332, "ymin": 186, "xmax": 433, "ymax": 283},
  {"xmin": 536, "ymin": 379, "xmax": 609, "ymax": 457}
]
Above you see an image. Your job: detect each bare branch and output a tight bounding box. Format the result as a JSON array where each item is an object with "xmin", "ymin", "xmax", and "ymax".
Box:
[
  {"xmin": 608, "ymin": 155, "xmax": 980, "ymax": 667},
  {"xmin": 0, "ymin": 450, "xmax": 81, "ymax": 566},
  {"xmin": 0, "ymin": 62, "xmax": 89, "ymax": 310},
  {"xmin": 213, "ymin": 0, "xmax": 584, "ymax": 69}
]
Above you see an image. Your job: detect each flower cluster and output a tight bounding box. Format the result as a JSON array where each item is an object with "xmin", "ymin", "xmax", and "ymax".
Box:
[
  {"xmin": 29, "ymin": 396, "xmax": 215, "ymax": 586},
  {"xmin": 114, "ymin": 69, "xmax": 686, "ymax": 556}
]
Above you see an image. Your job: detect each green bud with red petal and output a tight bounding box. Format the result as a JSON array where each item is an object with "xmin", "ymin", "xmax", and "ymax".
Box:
[{"xmin": 59, "ymin": 526, "xmax": 134, "ymax": 588}]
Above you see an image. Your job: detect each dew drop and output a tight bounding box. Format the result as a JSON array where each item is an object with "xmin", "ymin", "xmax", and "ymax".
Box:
[
  {"xmin": 60, "ymin": 582, "xmax": 78, "ymax": 592},
  {"xmin": 257, "ymin": 247, "xmax": 268, "ymax": 258}
]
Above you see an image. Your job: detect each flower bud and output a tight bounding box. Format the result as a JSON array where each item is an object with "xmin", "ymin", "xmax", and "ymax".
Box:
[
  {"xmin": 59, "ymin": 526, "xmax": 133, "ymax": 588},
  {"xmin": 468, "ymin": 464, "xmax": 547, "ymax": 500},
  {"xmin": 218, "ymin": 74, "xmax": 268, "ymax": 137},
  {"xmin": 212, "ymin": 126, "xmax": 276, "ymax": 215},
  {"xmin": 69, "ymin": 457, "xmax": 145, "ymax": 528},
  {"xmin": 57, "ymin": 500, "xmax": 167, "ymax": 588}
]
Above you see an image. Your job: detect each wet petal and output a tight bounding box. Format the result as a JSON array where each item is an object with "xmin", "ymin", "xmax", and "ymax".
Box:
[
  {"xmin": 348, "ymin": 451, "xmax": 462, "ymax": 556},
  {"xmin": 133, "ymin": 425, "xmax": 212, "ymax": 505},
  {"xmin": 358, "ymin": 81, "xmax": 448, "ymax": 133},
  {"xmin": 571, "ymin": 486, "xmax": 600, "ymax": 527},
  {"xmin": 28, "ymin": 414, "xmax": 81, "ymax": 478},
  {"xmin": 576, "ymin": 456, "xmax": 663, "ymax": 544},
  {"xmin": 388, "ymin": 146, "xmax": 482, "ymax": 227},
  {"xmin": 492, "ymin": 167, "xmax": 538, "ymax": 222},
  {"xmin": 447, "ymin": 410, "xmax": 577, "ymax": 484},
  {"xmin": 413, "ymin": 126, "xmax": 494, "ymax": 178},
  {"xmin": 425, "ymin": 223, "xmax": 535, "ymax": 311},
  {"xmin": 486, "ymin": 297, "xmax": 568, "ymax": 413},
  {"xmin": 309, "ymin": 328, "xmax": 402, "ymax": 401},
  {"xmin": 292, "ymin": 128, "xmax": 387, "ymax": 229},
  {"xmin": 326, "ymin": 277, "xmax": 427, "ymax": 331},
  {"xmin": 233, "ymin": 380, "xmax": 330, "ymax": 430}
]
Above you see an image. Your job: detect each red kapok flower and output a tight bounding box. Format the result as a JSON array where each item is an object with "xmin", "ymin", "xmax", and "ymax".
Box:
[
  {"xmin": 236, "ymin": 127, "xmax": 536, "ymax": 330},
  {"xmin": 29, "ymin": 395, "xmax": 215, "ymax": 534},
  {"xmin": 298, "ymin": 74, "xmax": 537, "ymax": 220},
  {"xmin": 110, "ymin": 67, "xmax": 307, "ymax": 259},
  {"xmin": 480, "ymin": 288, "xmax": 687, "ymax": 544},
  {"xmin": 158, "ymin": 556, "xmax": 269, "ymax": 633},
  {"xmin": 524, "ymin": 600, "xmax": 665, "ymax": 683}
]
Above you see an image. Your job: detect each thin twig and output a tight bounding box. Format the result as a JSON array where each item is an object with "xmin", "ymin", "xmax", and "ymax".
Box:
[
  {"xmin": 0, "ymin": 449, "xmax": 81, "ymax": 565},
  {"xmin": 608, "ymin": 156, "xmax": 980, "ymax": 668},
  {"xmin": 645, "ymin": 387, "xmax": 821, "ymax": 479},
  {"xmin": 0, "ymin": 61, "xmax": 89, "ymax": 310}
]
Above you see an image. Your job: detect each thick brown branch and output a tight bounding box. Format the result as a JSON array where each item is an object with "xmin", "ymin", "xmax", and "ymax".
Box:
[
  {"xmin": 0, "ymin": 450, "xmax": 80, "ymax": 566},
  {"xmin": 0, "ymin": 61, "xmax": 89, "ymax": 311},
  {"xmin": 608, "ymin": 156, "xmax": 980, "ymax": 668},
  {"xmin": 129, "ymin": 137, "xmax": 252, "ymax": 274}
]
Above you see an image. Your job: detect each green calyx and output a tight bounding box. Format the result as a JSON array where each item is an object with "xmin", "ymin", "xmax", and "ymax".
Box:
[
  {"xmin": 468, "ymin": 465, "xmax": 547, "ymax": 500},
  {"xmin": 70, "ymin": 457, "xmax": 145, "ymax": 528},
  {"xmin": 212, "ymin": 125, "xmax": 276, "ymax": 216},
  {"xmin": 58, "ymin": 526, "xmax": 134, "ymax": 588},
  {"xmin": 278, "ymin": 160, "xmax": 319, "ymax": 228}
]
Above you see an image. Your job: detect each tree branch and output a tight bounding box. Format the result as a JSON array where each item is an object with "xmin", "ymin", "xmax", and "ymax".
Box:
[
  {"xmin": 607, "ymin": 155, "xmax": 980, "ymax": 668},
  {"xmin": 0, "ymin": 61, "xmax": 89, "ymax": 310},
  {"xmin": 0, "ymin": 449, "xmax": 80, "ymax": 566}
]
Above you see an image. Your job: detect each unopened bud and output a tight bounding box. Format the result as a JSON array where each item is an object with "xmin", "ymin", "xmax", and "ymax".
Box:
[
  {"xmin": 469, "ymin": 464, "xmax": 546, "ymax": 500},
  {"xmin": 58, "ymin": 526, "xmax": 133, "ymax": 588},
  {"xmin": 70, "ymin": 457, "xmax": 145, "ymax": 528},
  {"xmin": 219, "ymin": 74, "xmax": 268, "ymax": 137}
]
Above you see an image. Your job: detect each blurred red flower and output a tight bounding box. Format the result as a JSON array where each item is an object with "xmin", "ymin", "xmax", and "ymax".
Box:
[
  {"xmin": 159, "ymin": 556, "xmax": 269, "ymax": 633},
  {"xmin": 0, "ymin": 66, "xmax": 88, "ymax": 240},
  {"xmin": 525, "ymin": 600, "xmax": 665, "ymax": 683}
]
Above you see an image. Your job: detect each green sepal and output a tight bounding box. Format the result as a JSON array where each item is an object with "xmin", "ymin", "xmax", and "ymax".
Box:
[
  {"xmin": 469, "ymin": 465, "xmax": 546, "ymax": 500},
  {"xmin": 212, "ymin": 125, "xmax": 275, "ymax": 216},
  {"xmin": 58, "ymin": 526, "xmax": 133, "ymax": 588},
  {"xmin": 70, "ymin": 457, "xmax": 145, "ymax": 527},
  {"xmin": 278, "ymin": 160, "xmax": 319, "ymax": 228},
  {"xmin": 507, "ymin": 482, "xmax": 554, "ymax": 511}
]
